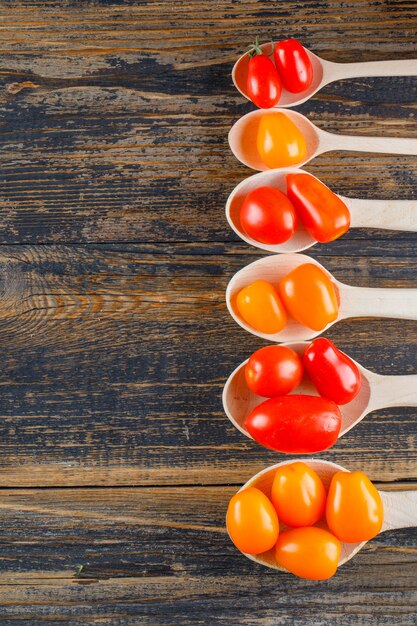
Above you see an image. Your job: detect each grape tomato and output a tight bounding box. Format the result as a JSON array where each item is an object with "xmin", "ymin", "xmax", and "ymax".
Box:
[{"xmin": 245, "ymin": 345, "xmax": 303, "ymax": 397}]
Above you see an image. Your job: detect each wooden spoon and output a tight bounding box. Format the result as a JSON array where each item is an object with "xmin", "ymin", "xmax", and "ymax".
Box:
[
  {"xmin": 231, "ymin": 459, "xmax": 417, "ymax": 571},
  {"xmin": 232, "ymin": 43, "xmax": 417, "ymax": 108},
  {"xmin": 228, "ymin": 109, "xmax": 417, "ymax": 171},
  {"xmin": 222, "ymin": 341, "xmax": 417, "ymax": 441},
  {"xmin": 226, "ymin": 253, "xmax": 417, "ymax": 342},
  {"xmin": 226, "ymin": 167, "xmax": 417, "ymax": 254}
]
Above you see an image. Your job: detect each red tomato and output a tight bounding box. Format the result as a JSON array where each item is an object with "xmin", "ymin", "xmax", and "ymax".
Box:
[
  {"xmin": 240, "ymin": 186, "xmax": 298, "ymax": 245},
  {"xmin": 245, "ymin": 394, "xmax": 342, "ymax": 453},
  {"xmin": 226, "ymin": 487, "xmax": 279, "ymax": 554},
  {"xmin": 247, "ymin": 41, "xmax": 282, "ymax": 108},
  {"xmin": 274, "ymin": 39, "xmax": 313, "ymax": 93},
  {"xmin": 245, "ymin": 345, "xmax": 303, "ymax": 397},
  {"xmin": 276, "ymin": 527, "xmax": 341, "ymax": 580},
  {"xmin": 286, "ymin": 173, "xmax": 351, "ymax": 243},
  {"xmin": 271, "ymin": 461, "xmax": 326, "ymax": 527},
  {"xmin": 303, "ymin": 338, "xmax": 362, "ymax": 405}
]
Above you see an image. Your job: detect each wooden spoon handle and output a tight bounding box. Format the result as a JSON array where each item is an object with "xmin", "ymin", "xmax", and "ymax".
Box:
[
  {"xmin": 330, "ymin": 59, "xmax": 417, "ymax": 80},
  {"xmin": 339, "ymin": 286, "xmax": 417, "ymax": 321},
  {"xmin": 380, "ymin": 490, "xmax": 417, "ymax": 531},
  {"xmin": 344, "ymin": 197, "xmax": 417, "ymax": 231},
  {"xmin": 369, "ymin": 374, "xmax": 417, "ymax": 411},
  {"xmin": 319, "ymin": 130, "xmax": 417, "ymax": 156}
]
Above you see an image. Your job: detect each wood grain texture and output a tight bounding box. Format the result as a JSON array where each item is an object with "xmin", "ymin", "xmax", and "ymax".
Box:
[
  {"xmin": 0, "ymin": 486, "xmax": 415, "ymax": 625},
  {"xmin": 0, "ymin": 0, "xmax": 416, "ymax": 623}
]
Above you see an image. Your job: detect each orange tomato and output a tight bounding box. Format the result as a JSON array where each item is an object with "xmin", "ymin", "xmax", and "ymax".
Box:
[
  {"xmin": 257, "ymin": 112, "xmax": 307, "ymax": 168},
  {"xmin": 276, "ymin": 527, "xmax": 341, "ymax": 580},
  {"xmin": 236, "ymin": 280, "xmax": 287, "ymax": 334},
  {"xmin": 226, "ymin": 487, "xmax": 279, "ymax": 555},
  {"xmin": 271, "ymin": 462, "xmax": 326, "ymax": 527},
  {"xmin": 279, "ymin": 263, "xmax": 339, "ymax": 331},
  {"xmin": 326, "ymin": 471, "xmax": 384, "ymax": 543}
]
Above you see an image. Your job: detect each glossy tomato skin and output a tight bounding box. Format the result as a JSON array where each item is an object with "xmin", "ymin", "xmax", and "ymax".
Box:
[
  {"xmin": 245, "ymin": 394, "xmax": 342, "ymax": 453},
  {"xmin": 245, "ymin": 345, "xmax": 303, "ymax": 397},
  {"xmin": 257, "ymin": 112, "xmax": 307, "ymax": 169},
  {"xmin": 286, "ymin": 173, "xmax": 351, "ymax": 243},
  {"xmin": 276, "ymin": 527, "xmax": 341, "ymax": 580},
  {"xmin": 236, "ymin": 280, "xmax": 287, "ymax": 334},
  {"xmin": 226, "ymin": 487, "xmax": 279, "ymax": 554},
  {"xmin": 271, "ymin": 461, "xmax": 326, "ymax": 527},
  {"xmin": 274, "ymin": 39, "xmax": 313, "ymax": 93},
  {"xmin": 326, "ymin": 471, "xmax": 384, "ymax": 543},
  {"xmin": 240, "ymin": 186, "xmax": 298, "ymax": 245},
  {"xmin": 279, "ymin": 263, "xmax": 339, "ymax": 331},
  {"xmin": 247, "ymin": 54, "xmax": 282, "ymax": 109},
  {"xmin": 303, "ymin": 338, "xmax": 362, "ymax": 405}
]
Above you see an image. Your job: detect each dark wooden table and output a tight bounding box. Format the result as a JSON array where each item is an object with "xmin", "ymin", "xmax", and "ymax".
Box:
[{"xmin": 0, "ymin": 1, "xmax": 416, "ymax": 623}]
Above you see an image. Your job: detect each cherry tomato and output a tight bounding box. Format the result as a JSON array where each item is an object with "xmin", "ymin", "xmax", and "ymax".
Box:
[
  {"xmin": 273, "ymin": 39, "xmax": 313, "ymax": 94},
  {"xmin": 236, "ymin": 280, "xmax": 287, "ymax": 334},
  {"xmin": 245, "ymin": 345, "xmax": 303, "ymax": 397},
  {"xmin": 226, "ymin": 487, "xmax": 279, "ymax": 554},
  {"xmin": 257, "ymin": 112, "xmax": 307, "ymax": 169},
  {"xmin": 240, "ymin": 186, "xmax": 298, "ymax": 245},
  {"xmin": 276, "ymin": 527, "xmax": 341, "ymax": 580},
  {"xmin": 326, "ymin": 471, "xmax": 384, "ymax": 543},
  {"xmin": 245, "ymin": 394, "xmax": 342, "ymax": 453},
  {"xmin": 303, "ymin": 338, "xmax": 362, "ymax": 405},
  {"xmin": 271, "ymin": 461, "xmax": 326, "ymax": 527},
  {"xmin": 286, "ymin": 173, "xmax": 351, "ymax": 243},
  {"xmin": 279, "ymin": 263, "xmax": 339, "ymax": 331},
  {"xmin": 247, "ymin": 45, "xmax": 282, "ymax": 108}
]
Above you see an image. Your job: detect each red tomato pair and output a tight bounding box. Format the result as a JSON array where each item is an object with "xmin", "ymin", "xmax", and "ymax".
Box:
[
  {"xmin": 244, "ymin": 339, "xmax": 361, "ymax": 453},
  {"xmin": 239, "ymin": 175, "xmax": 351, "ymax": 246},
  {"xmin": 246, "ymin": 38, "xmax": 313, "ymax": 108}
]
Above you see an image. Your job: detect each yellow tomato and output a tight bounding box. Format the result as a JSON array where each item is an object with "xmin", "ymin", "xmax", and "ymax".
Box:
[
  {"xmin": 236, "ymin": 280, "xmax": 287, "ymax": 334},
  {"xmin": 326, "ymin": 471, "xmax": 384, "ymax": 543},
  {"xmin": 276, "ymin": 527, "xmax": 341, "ymax": 580},
  {"xmin": 226, "ymin": 487, "xmax": 279, "ymax": 555},
  {"xmin": 257, "ymin": 112, "xmax": 307, "ymax": 168}
]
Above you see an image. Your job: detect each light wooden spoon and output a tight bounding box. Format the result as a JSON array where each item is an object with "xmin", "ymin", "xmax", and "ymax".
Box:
[
  {"xmin": 222, "ymin": 341, "xmax": 417, "ymax": 442},
  {"xmin": 226, "ymin": 167, "xmax": 417, "ymax": 254},
  {"xmin": 226, "ymin": 253, "xmax": 417, "ymax": 342},
  {"xmin": 231, "ymin": 459, "xmax": 417, "ymax": 572},
  {"xmin": 228, "ymin": 108, "xmax": 417, "ymax": 171},
  {"xmin": 232, "ymin": 43, "xmax": 417, "ymax": 108}
]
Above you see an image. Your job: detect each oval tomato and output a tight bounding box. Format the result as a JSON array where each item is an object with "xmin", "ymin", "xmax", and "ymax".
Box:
[
  {"xmin": 245, "ymin": 394, "xmax": 342, "ymax": 453},
  {"xmin": 274, "ymin": 39, "xmax": 313, "ymax": 94},
  {"xmin": 286, "ymin": 173, "xmax": 351, "ymax": 243},
  {"xmin": 236, "ymin": 280, "xmax": 287, "ymax": 334},
  {"xmin": 240, "ymin": 186, "xmax": 298, "ymax": 245},
  {"xmin": 245, "ymin": 345, "xmax": 303, "ymax": 397},
  {"xmin": 279, "ymin": 263, "xmax": 339, "ymax": 331},
  {"xmin": 326, "ymin": 471, "xmax": 384, "ymax": 543},
  {"xmin": 226, "ymin": 487, "xmax": 279, "ymax": 554},
  {"xmin": 271, "ymin": 461, "xmax": 326, "ymax": 527},
  {"xmin": 257, "ymin": 112, "xmax": 307, "ymax": 169},
  {"xmin": 276, "ymin": 527, "xmax": 341, "ymax": 580},
  {"xmin": 303, "ymin": 338, "xmax": 362, "ymax": 405},
  {"xmin": 247, "ymin": 51, "xmax": 282, "ymax": 109}
]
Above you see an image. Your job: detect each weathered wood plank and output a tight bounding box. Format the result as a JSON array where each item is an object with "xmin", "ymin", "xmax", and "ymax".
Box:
[
  {"xmin": 0, "ymin": 243, "xmax": 414, "ymax": 487},
  {"xmin": 0, "ymin": 486, "xmax": 414, "ymax": 625},
  {"xmin": 0, "ymin": 1, "xmax": 415, "ymax": 244}
]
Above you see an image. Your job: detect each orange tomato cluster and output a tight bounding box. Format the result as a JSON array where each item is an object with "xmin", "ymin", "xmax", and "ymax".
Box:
[
  {"xmin": 227, "ymin": 463, "xmax": 384, "ymax": 580},
  {"xmin": 236, "ymin": 263, "xmax": 339, "ymax": 334}
]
